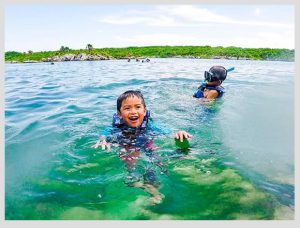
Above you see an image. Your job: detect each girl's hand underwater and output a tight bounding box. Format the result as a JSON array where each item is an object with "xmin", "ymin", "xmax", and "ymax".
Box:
[
  {"xmin": 92, "ymin": 136, "xmax": 111, "ymax": 151},
  {"xmin": 174, "ymin": 130, "xmax": 192, "ymax": 142}
]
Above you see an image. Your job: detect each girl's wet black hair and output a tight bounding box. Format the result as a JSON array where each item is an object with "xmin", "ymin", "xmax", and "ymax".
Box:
[
  {"xmin": 117, "ymin": 90, "xmax": 146, "ymax": 112},
  {"xmin": 209, "ymin": 65, "xmax": 227, "ymax": 81}
]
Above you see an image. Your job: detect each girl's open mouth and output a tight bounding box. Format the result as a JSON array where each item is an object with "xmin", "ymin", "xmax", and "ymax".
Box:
[
  {"xmin": 129, "ymin": 116, "xmax": 139, "ymax": 123},
  {"xmin": 129, "ymin": 116, "xmax": 138, "ymax": 120}
]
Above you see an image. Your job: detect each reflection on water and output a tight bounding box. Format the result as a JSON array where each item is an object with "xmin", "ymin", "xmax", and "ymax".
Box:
[{"xmin": 5, "ymin": 59, "xmax": 294, "ymax": 219}]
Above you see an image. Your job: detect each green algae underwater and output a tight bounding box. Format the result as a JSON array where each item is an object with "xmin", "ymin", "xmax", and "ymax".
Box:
[
  {"xmin": 5, "ymin": 59, "xmax": 294, "ymax": 219},
  {"xmin": 5, "ymin": 145, "xmax": 291, "ymax": 220}
]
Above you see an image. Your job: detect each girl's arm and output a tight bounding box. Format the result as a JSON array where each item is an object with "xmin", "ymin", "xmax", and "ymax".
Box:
[
  {"xmin": 174, "ymin": 130, "xmax": 193, "ymax": 142},
  {"xmin": 148, "ymin": 119, "xmax": 192, "ymax": 142},
  {"xmin": 91, "ymin": 126, "xmax": 119, "ymax": 151},
  {"xmin": 92, "ymin": 136, "xmax": 111, "ymax": 151}
]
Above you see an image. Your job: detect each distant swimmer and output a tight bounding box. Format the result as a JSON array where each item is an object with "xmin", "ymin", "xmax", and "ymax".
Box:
[{"xmin": 193, "ymin": 66, "xmax": 234, "ymax": 101}]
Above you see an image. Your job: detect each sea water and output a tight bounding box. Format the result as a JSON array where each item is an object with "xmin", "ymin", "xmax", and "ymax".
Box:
[{"xmin": 5, "ymin": 58, "xmax": 294, "ymax": 219}]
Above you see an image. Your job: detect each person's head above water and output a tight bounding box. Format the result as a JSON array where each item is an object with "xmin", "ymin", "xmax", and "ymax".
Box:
[
  {"xmin": 117, "ymin": 90, "xmax": 147, "ymax": 128},
  {"xmin": 204, "ymin": 65, "xmax": 227, "ymax": 85}
]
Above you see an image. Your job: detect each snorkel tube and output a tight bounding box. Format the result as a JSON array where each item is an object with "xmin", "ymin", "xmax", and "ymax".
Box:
[{"xmin": 226, "ymin": 67, "xmax": 235, "ymax": 73}]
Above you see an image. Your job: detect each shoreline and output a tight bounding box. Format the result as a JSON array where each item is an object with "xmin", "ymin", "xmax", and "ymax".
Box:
[
  {"xmin": 5, "ymin": 56, "xmax": 294, "ymax": 64},
  {"xmin": 5, "ymin": 46, "xmax": 294, "ymax": 63}
]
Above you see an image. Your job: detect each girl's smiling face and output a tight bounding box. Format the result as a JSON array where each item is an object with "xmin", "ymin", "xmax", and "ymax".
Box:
[{"xmin": 118, "ymin": 95, "xmax": 146, "ymax": 128}]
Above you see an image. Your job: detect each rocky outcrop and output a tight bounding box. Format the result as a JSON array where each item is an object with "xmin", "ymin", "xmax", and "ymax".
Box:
[
  {"xmin": 6, "ymin": 61, "xmax": 19, "ymax": 63},
  {"xmin": 42, "ymin": 53, "xmax": 110, "ymax": 62},
  {"xmin": 23, "ymin": 60, "xmax": 39, "ymax": 63},
  {"xmin": 213, "ymin": 56, "xmax": 251, "ymax": 60}
]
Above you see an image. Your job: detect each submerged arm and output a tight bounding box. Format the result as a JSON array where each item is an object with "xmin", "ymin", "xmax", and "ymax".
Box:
[{"xmin": 92, "ymin": 126, "xmax": 121, "ymax": 151}]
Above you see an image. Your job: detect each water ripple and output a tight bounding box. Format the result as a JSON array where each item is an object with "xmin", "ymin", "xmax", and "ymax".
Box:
[{"xmin": 5, "ymin": 59, "xmax": 294, "ymax": 219}]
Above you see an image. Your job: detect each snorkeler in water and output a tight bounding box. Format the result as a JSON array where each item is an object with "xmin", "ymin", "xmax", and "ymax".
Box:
[
  {"xmin": 193, "ymin": 65, "xmax": 234, "ymax": 101},
  {"xmin": 92, "ymin": 90, "xmax": 192, "ymax": 204}
]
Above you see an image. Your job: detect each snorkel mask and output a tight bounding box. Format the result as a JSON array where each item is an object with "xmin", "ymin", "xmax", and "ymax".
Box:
[
  {"xmin": 204, "ymin": 70, "xmax": 220, "ymax": 82},
  {"xmin": 204, "ymin": 66, "xmax": 235, "ymax": 82}
]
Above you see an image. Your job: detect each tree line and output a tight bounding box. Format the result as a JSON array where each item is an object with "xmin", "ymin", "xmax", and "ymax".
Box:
[{"xmin": 5, "ymin": 45, "xmax": 294, "ymax": 62}]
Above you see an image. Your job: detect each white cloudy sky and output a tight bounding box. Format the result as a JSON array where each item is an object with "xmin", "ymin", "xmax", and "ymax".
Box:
[{"xmin": 5, "ymin": 4, "xmax": 294, "ymax": 52}]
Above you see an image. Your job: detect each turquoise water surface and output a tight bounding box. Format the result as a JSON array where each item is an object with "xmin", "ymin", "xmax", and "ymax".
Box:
[{"xmin": 5, "ymin": 58, "xmax": 294, "ymax": 219}]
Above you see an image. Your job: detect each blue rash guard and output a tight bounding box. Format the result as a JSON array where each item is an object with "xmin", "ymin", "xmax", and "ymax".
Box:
[{"xmin": 193, "ymin": 82, "xmax": 225, "ymax": 98}]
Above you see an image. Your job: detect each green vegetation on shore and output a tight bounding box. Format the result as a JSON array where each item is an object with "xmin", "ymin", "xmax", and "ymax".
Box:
[{"xmin": 5, "ymin": 45, "xmax": 294, "ymax": 62}]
